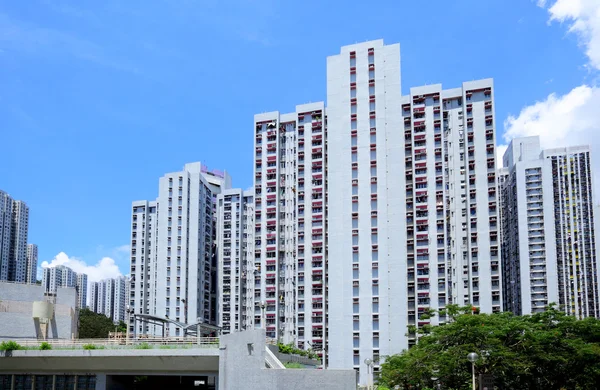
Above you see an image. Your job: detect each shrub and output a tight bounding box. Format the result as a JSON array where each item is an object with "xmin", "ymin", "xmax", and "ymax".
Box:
[
  {"xmin": 39, "ymin": 342, "xmax": 52, "ymax": 350},
  {"xmin": 0, "ymin": 341, "xmax": 22, "ymax": 352},
  {"xmin": 135, "ymin": 342, "xmax": 151, "ymax": 350},
  {"xmin": 82, "ymin": 344, "xmax": 103, "ymax": 350}
]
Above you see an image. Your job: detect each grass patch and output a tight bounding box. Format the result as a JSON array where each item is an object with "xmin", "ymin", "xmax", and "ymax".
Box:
[
  {"xmin": 284, "ymin": 362, "xmax": 304, "ymax": 369},
  {"xmin": 135, "ymin": 342, "xmax": 151, "ymax": 349}
]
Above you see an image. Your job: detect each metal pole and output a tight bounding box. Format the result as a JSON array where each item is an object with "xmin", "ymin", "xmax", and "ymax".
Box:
[
  {"xmin": 126, "ymin": 310, "xmax": 129, "ymax": 345},
  {"xmin": 471, "ymin": 362, "xmax": 476, "ymax": 390}
]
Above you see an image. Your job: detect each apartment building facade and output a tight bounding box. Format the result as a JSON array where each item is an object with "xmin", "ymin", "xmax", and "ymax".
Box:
[
  {"xmin": 0, "ymin": 191, "xmax": 30, "ymax": 283},
  {"xmin": 253, "ymin": 102, "xmax": 327, "ymax": 353},
  {"xmin": 41, "ymin": 265, "xmax": 88, "ymax": 309},
  {"xmin": 326, "ymin": 41, "xmax": 405, "ymax": 383},
  {"xmin": 26, "ymin": 244, "xmax": 38, "ymax": 284},
  {"xmin": 242, "ymin": 40, "xmax": 504, "ymax": 386},
  {"xmin": 130, "ymin": 163, "xmax": 231, "ymax": 336},
  {"xmin": 90, "ymin": 276, "xmax": 127, "ymax": 323},
  {"xmin": 326, "ymin": 41, "xmax": 502, "ymax": 385},
  {"xmin": 500, "ymin": 136, "xmax": 600, "ymax": 318},
  {"xmin": 216, "ymin": 188, "xmax": 254, "ymax": 334}
]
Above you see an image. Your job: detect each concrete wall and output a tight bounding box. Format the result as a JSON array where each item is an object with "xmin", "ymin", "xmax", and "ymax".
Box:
[
  {"xmin": 0, "ymin": 282, "xmax": 77, "ymax": 340},
  {"xmin": 219, "ymin": 330, "xmax": 356, "ymax": 390},
  {"xmin": 265, "ymin": 344, "xmax": 321, "ymax": 367}
]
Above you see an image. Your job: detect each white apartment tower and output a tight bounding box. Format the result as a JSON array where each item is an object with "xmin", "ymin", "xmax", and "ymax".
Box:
[
  {"xmin": 0, "ymin": 190, "xmax": 29, "ymax": 283},
  {"xmin": 500, "ymin": 136, "xmax": 600, "ymax": 318},
  {"xmin": 327, "ymin": 41, "xmax": 405, "ymax": 382},
  {"xmin": 131, "ymin": 162, "xmax": 231, "ymax": 336},
  {"xmin": 216, "ymin": 188, "xmax": 254, "ymax": 334},
  {"xmin": 130, "ymin": 200, "xmax": 158, "ymax": 333},
  {"xmin": 90, "ymin": 276, "xmax": 127, "ymax": 323},
  {"xmin": 42, "ymin": 265, "xmax": 88, "ymax": 308},
  {"xmin": 253, "ymin": 101, "xmax": 327, "ymax": 352},
  {"xmin": 326, "ymin": 40, "xmax": 501, "ymax": 384},
  {"xmin": 76, "ymin": 273, "xmax": 88, "ymax": 309},
  {"xmin": 26, "ymin": 244, "xmax": 38, "ymax": 284}
]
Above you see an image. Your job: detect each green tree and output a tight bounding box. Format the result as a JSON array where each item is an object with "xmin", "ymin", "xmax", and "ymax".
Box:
[
  {"xmin": 378, "ymin": 305, "xmax": 600, "ymax": 390},
  {"xmin": 78, "ymin": 308, "xmax": 122, "ymax": 338}
]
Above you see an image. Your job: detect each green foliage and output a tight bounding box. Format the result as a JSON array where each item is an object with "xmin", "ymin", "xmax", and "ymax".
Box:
[
  {"xmin": 78, "ymin": 308, "xmax": 120, "ymax": 338},
  {"xmin": 284, "ymin": 362, "xmax": 304, "ymax": 369},
  {"xmin": 378, "ymin": 305, "xmax": 600, "ymax": 390},
  {"xmin": 117, "ymin": 321, "xmax": 127, "ymax": 333},
  {"xmin": 277, "ymin": 342, "xmax": 320, "ymax": 361},
  {"xmin": 39, "ymin": 342, "xmax": 52, "ymax": 350},
  {"xmin": 82, "ymin": 344, "xmax": 104, "ymax": 350},
  {"xmin": 0, "ymin": 341, "xmax": 22, "ymax": 352},
  {"xmin": 135, "ymin": 342, "xmax": 151, "ymax": 350}
]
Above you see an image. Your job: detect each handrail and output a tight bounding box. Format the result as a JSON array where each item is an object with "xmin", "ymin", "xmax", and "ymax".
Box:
[{"xmin": 12, "ymin": 336, "xmax": 219, "ymax": 349}]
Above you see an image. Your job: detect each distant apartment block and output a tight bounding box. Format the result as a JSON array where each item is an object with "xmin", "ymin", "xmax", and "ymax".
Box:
[
  {"xmin": 90, "ymin": 276, "xmax": 127, "ymax": 323},
  {"xmin": 500, "ymin": 136, "xmax": 600, "ymax": 318},
  {"xmin": 130, "ymin": 163, "xmax": 231, "ymax": 336},
  {"xmin": 0, "ymin": 190, "xmax": 30, "ymax": 283},
  {"xmin": 216, "ymin": 188, "xmax": 254, "ymax": 334},
  {"xmin": 41, "ymin": 265, "xmax": 88, "ymax": 309},
  {"xmin": 26, "ymin": 244, "xmax": 38, "ymax": 284}
]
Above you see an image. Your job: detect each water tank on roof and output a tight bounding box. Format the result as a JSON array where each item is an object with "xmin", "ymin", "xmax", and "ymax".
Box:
[{"xmin": 32, "ymin": 301, "xmax": 54, "ymax": 320}]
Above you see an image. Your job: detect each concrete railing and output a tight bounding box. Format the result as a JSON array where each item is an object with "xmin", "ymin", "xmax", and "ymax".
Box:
[
  {"xmin": 265, "ymin": 346, "xmax": 286, "ymax": 369},
  {"xmin": 12, "ymin": 336, "xmax": 219, "ymax": 349}
]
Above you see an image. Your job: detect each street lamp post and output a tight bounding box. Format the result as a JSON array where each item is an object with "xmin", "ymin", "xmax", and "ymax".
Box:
[
  {"xmin": 467, "ymin": 352, "xmax": 479, "ymax": 390},
  {"xmin": 260, "ymin": 301, "xmax": 266, "ymax": 330},
  {"xmin": 125, "ymin": 306, "xmax": 132, "ymax": 345},
  {"xmin": 364, "ymin": 358, "xmax": 373, "ymax": 390}
]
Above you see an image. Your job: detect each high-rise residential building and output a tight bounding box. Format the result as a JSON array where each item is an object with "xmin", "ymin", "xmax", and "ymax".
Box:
[
  {"xmin": 89, "ymin": 280, "xmax": 103, "ymax": 313},
  {"xmin": 130, "ymin": 199, "xmax": 157, "ymax": 332},
  {"xmin": 0, "ymin": 190, "xmax": 29, "ymax": 283},
  {"xmin": 326, "ymin": 41, "xmax": 404, "ymax": 381},
  {"xmin": 500, "ymin": 136, "xmax": 600, "ymax": 318},
  {"xmin": 130, "ymin": 162, "xmax": 231, "ymax": 336},
  {"xmin": 89, "ymin": 276, "xmax": 127, "ymax": 323},
  {"xmin": 42, "ymin": 265, "xmax": 87, "ymax": 309},
  {"xmin": 245, "ymin": 40, "xmax": 501, "ymax": 385},
  {"xmin": 253, "ymin": 102, "xmax": 327, "ymax": 351},
  {"xmin": 76, "ymin": 273, "xmax": 88, "ymax": 309},
  {"xmin": 326, "ymin": 41, "xmax": 501, "ymax": 383},
  {"xmin": 26, "ymin": 244, "xmax": 38, "ymax": 284},
  {"xmin": 216, "ymin": 188, "xmax": 254, "ymax": 334}
]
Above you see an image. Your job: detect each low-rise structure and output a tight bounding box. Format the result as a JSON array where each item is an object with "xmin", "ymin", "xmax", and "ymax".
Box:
[{"xmin": 0, "ymin": 281, "xmax": 78, "ymax": 340}]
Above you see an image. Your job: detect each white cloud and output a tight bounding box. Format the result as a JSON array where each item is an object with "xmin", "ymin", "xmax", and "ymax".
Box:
[
  {"xmin": 540, "ymin": 0, "xmax": 600, "ymax": 71},
  {"xmin": 503, "ymin": 85, "xmax": 600, "ymax": 193},
  {"xmin": 501, "ymin": 2, "xmax": 600, "ymax": 188},
  {"xmin": 40, "ymin": 252, "xmax": 123, "ymax": 283},
  {"xmin": 503, "ymin": 85, "xmax": 600, "ymax": 146}
]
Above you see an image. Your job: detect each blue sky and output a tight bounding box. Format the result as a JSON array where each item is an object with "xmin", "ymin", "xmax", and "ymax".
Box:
[{"xmin": 1, "ymin": 0, "xmax": 598, "ymax": 281}]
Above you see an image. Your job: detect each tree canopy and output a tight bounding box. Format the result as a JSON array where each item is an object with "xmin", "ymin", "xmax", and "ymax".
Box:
[
  {"xmin": 378, "ymin": 305, "xmax": 600, "ymax": 390},
  {"xmin": 78, "ymin": 308, "xmax": 127, "ymax": 338}
]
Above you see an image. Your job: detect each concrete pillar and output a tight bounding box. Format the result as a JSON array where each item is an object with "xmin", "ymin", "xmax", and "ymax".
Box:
[{"xmin": 95, "ymin": 374, "xmax": 107, "ymax": 390}]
